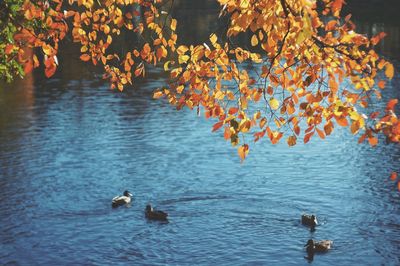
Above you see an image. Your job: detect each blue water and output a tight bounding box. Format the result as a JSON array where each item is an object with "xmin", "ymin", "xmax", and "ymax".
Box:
[
  {"xmin": 1, "ymin": 62, "xmax": 400, "ymax": 265},
  {"xmin": 1, "ymin": 2, "xmax": 400, "ymax": 264}
]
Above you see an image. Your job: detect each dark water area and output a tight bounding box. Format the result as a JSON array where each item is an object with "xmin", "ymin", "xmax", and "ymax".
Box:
[{"xmin": 1, "ymin": 1, "xmax": 400, "ymax": 265}]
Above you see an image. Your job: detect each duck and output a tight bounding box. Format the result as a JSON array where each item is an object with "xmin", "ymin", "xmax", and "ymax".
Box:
[
  {"xmin": 145, "ymin": 204, "xmax": 168, "ymax": 221},
  {"xmin": 301, "ymin": 214, "xmax": 318, "ymax": 231},
  {"xmin": 112, "ymin": 190, "xmax": 133, "ymax": 208},
  {"xmin": 304, "ymin": 239, "xmax": 333, "ymax": 254}
]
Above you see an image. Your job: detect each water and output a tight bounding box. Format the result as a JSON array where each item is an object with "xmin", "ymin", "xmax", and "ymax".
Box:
[{"xmin": 1, "ymin": 2, "xmax": 400, "ymax": 265}]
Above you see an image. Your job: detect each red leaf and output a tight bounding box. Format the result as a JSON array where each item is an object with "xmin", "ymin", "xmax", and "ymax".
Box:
[
  {"xmin": 386, "ymin": 99, "xmax": 398, "ymax": 112},
  {"xmin": 212, "ymin": 121, "xmax": 224, "ymax": 132},
  {"xmin": 370, "ymin": 111, "xmax": 380, "ymax": 119},
  {"xmin": 228, "ymin": 107, "xmax": 238, "ymax": 115},
  {"xmin": 358, "ymin": 133, "xmax": 366, "ymax": 144},
  {"xmin": 24, "ymin": 60, "xmax": 33, "ymax": 74}
]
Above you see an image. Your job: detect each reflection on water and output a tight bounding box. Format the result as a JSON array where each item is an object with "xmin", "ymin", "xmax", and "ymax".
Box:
[{"xmin": 1, "ymin": 2, "xmax": 400, "ymax": 265}]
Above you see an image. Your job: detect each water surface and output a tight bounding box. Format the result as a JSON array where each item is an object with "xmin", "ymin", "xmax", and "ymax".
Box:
[{"xmin": 1, "ymin": 2, "xmax": 400, "ymax": 265}]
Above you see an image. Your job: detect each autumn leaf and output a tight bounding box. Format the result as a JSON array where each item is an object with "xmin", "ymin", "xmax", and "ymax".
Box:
[
  {"xmin": 385, "ymin": 63, "xmax": 394, "ymax": 79},
  {"xmin": 80, "ymin": 54, "xmax": 91, "ymax": 61},
  {"xmin": 368, "ymin": 136, "xmax": 378, "ymax": 147},
  {"xmin": 287, "ymin": 135, "xmax": 297, "ymax": 146},
  {"xmin": 170, "ymin": 19, "xmax": 177, "ymax": 31},
  {"xmin": 269, "ymin": 98, "xmax": 279, "ymax": 110},
  {"xmin": 386, "ymin": 99, "xmax": 398, "ymax": 112},
  {"xmin": 316, "ymin": 128, "xmax": 325, "ymax": 139},
  {"xmin": 304, "ymin": 131, "xmax": 314, "ymax": 144},
  {"xmin": 251, "ymin": 34, "xmax": 258, "ymax": 46},
  {"xmin": 212, "ymin": 121, "xmax": 224, "ymax": 132},
  {"xmin": 238, "ymin": 144, "xmax": 249, "ymax": 161},
  {"xmin": 153, "ymin": 91, "xmax": 163, "ymax": 99},
  {"xmin": 335, "ymin": 116, "xmax": 348, "ymax": 127},
  {"xmin": 390, "ymin": 172, "xmax": 397, "ymax": 181}
]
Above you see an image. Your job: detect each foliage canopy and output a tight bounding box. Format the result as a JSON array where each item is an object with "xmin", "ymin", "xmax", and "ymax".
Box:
[{"xmin": 1, "ymin": 0, "xmax": 399, "ymax": 178}]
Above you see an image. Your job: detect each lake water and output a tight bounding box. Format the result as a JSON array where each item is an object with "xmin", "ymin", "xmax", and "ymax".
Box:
[{"xmin": 1, "ymin": 2, "xmax": 400, "ymax": 265}]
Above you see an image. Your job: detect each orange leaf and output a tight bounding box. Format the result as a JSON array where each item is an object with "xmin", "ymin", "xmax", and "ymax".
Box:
[
  {"xmin": 335, "ymin": 116, "xmax": 348, "ymax": 127},
  {"xmin": 287, "ymin": 135, "xmax": 297, "ymax": 146},
  {"xmin": 304, "ymin": 131, "xmax": 314, "ymax": 144},
  {"xmin": 5, "ymin": 44, "xmax": 14, "ymax": 55},
  {"xmin": 80, "ymin": 54, "xmax": 91, "ymax": 61},
  {"xmin": 44, "ymin": 65, "xmax": 56, "ymax": 78},
  {"xmin": 316, "ymin": 128, "xmax": 325, "ymax": 139},
  {"xmin": 385, "ymin": 63, "xmax": 394, "ymax": 79},
  {"xmin": 368, "ymin": 136, "xmax": 378, "ymax": 147},
  {"xmin": 390, "ymin": 172, "xmax": 398, "ymax": 181},
  {"xmin": 238, "ymin": 144, "xmax": 249, "ymax": 161},
  {"xmin": 377, "ymin": 80, "xmax": 386, "ymax": 89},
  {"xmin": 224, "ymin": 126, "xmax": 231, "ymax": 140}
]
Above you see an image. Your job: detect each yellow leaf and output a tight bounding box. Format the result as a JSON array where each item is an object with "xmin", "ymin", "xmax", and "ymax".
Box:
[
  {"xmin": 269, "ymin": 98, "xmax": 280, "ymax": 110},
  {"xmin": 170, "ymin": 19, "xmax": 177, "ymax": 31},
  {"xmin": 153, "ymin": 91, "xmax": 163, "ymax": 99},
  {"xmin": 239, "ymin": 119, "xmax": 251, "ymax": 133},
  {"xmin": 42, "ymin": 45, "xmax": 53, "ymax": 56},
  {"xmin": 178, "ymin": 55, "xmax": 190, "ymax": 64},
  {"xmin": 238, "ymin": 144, "xmax": 249, "ymax": 161},
  {"xmin": 177, "ymin": 45, "xmax": 189, "ymax": 55},
  {"xmin": 176, "ymin": 85, "xmax": 185, "ymax": 93},
  {"xmin": 164, "ymin": 61, "xmax": 172, "ymax": 71},
  {"xmin": 251, "ymin": 34, "xmax": 258, "ymax": 46},
  {"xmin": 210, "ymin": 34, "xmax": 218, "ymax": 45}
]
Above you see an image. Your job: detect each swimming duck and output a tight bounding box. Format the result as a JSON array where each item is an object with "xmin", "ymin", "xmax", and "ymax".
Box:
[
  {"xmin": 112, "ymin": 190, "xmax": 133, "ymax": 208},
  {"xmin": 145, "ymin": 204, "xmax": 168, "ymax": 221},
  {"xmin": 304, "ymin": 239, "xmax": 333, "ymax": 254},
  {"xmin": 301, "ymin": 214, "xmax": 318, "ymax": 231}
]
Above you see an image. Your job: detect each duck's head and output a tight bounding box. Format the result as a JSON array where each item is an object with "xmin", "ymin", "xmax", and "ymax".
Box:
[
  {"xmin": 146, "ymin": 204, "xmax": 153, "ymax": 212},
  {"xmin": 123, "ymin": 190, "xmax": 133, "ymax": 197},
  {"xmin": 311, "ymin": 215, "xmax": 317, "ymax": 225},
  {"xmin": 304, "ymin": 239, "xmax": 314, "ymax": 247}
]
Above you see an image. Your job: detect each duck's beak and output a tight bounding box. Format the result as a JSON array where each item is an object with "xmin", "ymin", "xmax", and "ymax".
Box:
[{"xmin": 129, "ymin": 193, "xmax": 133, "ymax": 197}]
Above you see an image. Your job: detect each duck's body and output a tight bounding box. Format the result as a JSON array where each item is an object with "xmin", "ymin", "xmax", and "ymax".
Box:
[
  {"xmin": 145, "ymin": 204, "xmax": 168, "ymax": 221},
  {"xmin": 301, "ymin": 214, "xmax": 318, "ymax": 231},
  {"xmin": 112, "ymin": 190, "xmax": 133, "ymax": 208},
  {"xmin": 314, "ymin": 240, "xmax": 333, "ymax": 252},
  {"xmin": 304, "ymin": 239, "xmax": 333, "ymax": 255}
]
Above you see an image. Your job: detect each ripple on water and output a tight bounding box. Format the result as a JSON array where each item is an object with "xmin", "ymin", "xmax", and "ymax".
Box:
[{"xmin": 1, "ymin": 63, "xmax": 400, "ymax": 265}]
